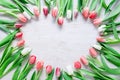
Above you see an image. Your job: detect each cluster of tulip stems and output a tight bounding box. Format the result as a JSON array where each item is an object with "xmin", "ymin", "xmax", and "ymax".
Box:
[{"xmin": 0, "ymin": 0, "xmax": 120, "ymax": 80}]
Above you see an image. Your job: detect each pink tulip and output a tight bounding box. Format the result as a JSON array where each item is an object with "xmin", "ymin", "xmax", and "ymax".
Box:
[
  {"xmin": 57, "ymin": 17, "xmax": 64, "ymax": 26},
  {"xmin": 33, "ymin": 6, "xmax": 40, "ymax": 17},
  {"xmin": 74, "ymin": 10, "xmax": 78, "ymax": 19},
  {"xmin": 51, "ymin": 7, "xmax": 58, "ymax": 18},
  {"xmin": 55, "ymin": 67, "xmax": 61, "ymax": 77},
  {"xmin": 18, "ymin": 14, "xmax": 27, "ymax": 23},
  {"xmin": 74, "ymin": 61, "xmax": 81, "ymax": 69},
  {"xmin": 89, "ymin": 47, "xmax": 98, "ymax": 57},
  {"xmin": 17, "ymin": 40, "xmax": 25, "ymax": 47},
  {"xmin": 15, "ymin": 23, "xmax": 23, "ymax": 28},
  {"xmin": 15, "ymin": 32, "xmax": 23, "ymax": 39},
  {"xmin": 93, "ymin": 18, "xmax": 102, "ymax": 26},
  {"xmin": 43, "ymin": 6, "xmax": 49, "ymax": 16},
  {"xmin": 82, "ymin": 7, "xmax": 89, "ymax": 19},
  {"xmin": 89, "ymin": 11, "xmax": 97, "ymax": 19},
  {"xmin": 46, "ymin": 65, "xmax": 52, "ymax": 74},
  {"xmin": 96, "ymin": 37, "xmax": 105, "ymax": 42},
  {"xmin": 29, "ymin": 55, "xmax": 36, "ymax": 64},
  {"xmin": 80, "ymin": 56, "xmax": 88, "ymax": 65},
  {"xmin": 36, "ymin": 61, "xmax": 44, "ymax": 71}
]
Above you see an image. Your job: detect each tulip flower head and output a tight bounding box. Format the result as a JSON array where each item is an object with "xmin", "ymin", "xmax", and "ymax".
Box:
[
  {"xmin": 89, "ymin": 47, "xmax": 98, "ymax": 57},
  {"xmin": 29, "ymin": 55, "xmax": 36, "ymax": 64},
  {"xmin": 57, "ymin": 17, "xmax": 64, "ymax": 26},
  {"xmin": 46, "ymin": 65, "xmax": 52, "ymax": 74},
  {"xmin": 21, "ymin": 47, "xmax": 32, "ymax": 56},
  {"xmin": 96, "ymin": 37, "xmax": 105, "ymax": 42},
  {"xmin": 15, "ymin": 32, "xmax": 23, "ymax": 39},
  {"xmin": 18, "ymin": 14, "xmax": 27, "ymax": 23},
  {"xmin": 23, "ymin": 12, "xmax": 31, "ymax": 20},
  {"xmin": 17, "ymin": 40, "xmax": 25, "ymax": 47},
  {"xmin": 15, "ymin": 23, "xmax": 23, "ymax": 28},
  {"xmin": 51, "ymin": 7, "xmax": 58, "ymax": 18},
  {"xmin": 66, "ymin": 65, "xmax": 74, "ymax": 75},
  {"xmin": 80, "ymin": 56, "xmax": 88, "ymax": 65},
  {"xmin": 98, "ymin": 25, "xmax": 106, "ymax": 33},
  {"xmin": 55, "ymin": 67, "xmax": 61, "ymax": 77},
  {"xmin": 67, "ymin": 10, "xmax": 72, "ymax": 19},
  {"xmin": 33, "ymin": 6, "xmax": 40, "ymax": 17},
  {"xmin": 93, "ymin": 18, "xmax": 102, "ymax": 26},
  {"xmin": 74, "ymin": 61, "xmax": 81, "ymax": 69},
  {"xmin": 82, "ymin": 7, "xmax": 89, "ymax": 19},
  {"xmin": 93, "ymin": 44, "xmax": 102, "ymax": 50},
  {"xmin": 36, "ymin": 61, "xmax": 44, "ymax": 71},
  {"xmin": 74, "ymin": 9, "xmax": 78, "ymax": 19},
  {"xmin": 89, "ymin": 11, "xmax": 97, "ymax": 19},
  {"xmin": 43, "ymin": 6, "xmax": 49, "ymax": 16}
]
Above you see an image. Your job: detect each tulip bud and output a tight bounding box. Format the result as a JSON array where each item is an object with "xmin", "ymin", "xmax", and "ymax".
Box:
[
  {"xmin": 55, "ymin": 67, "xmax": 61, "ymax": 77},
  {"xmin": 57, "ymin": 17, "xmax": 64, "ymax": 26},
  {"xmin": 21, "ymin": 47, "xmax": 32, "ymax": 56},
  {"xmin": 36, "ymin": 61, "xmax": 44, "ymax": 71},
  {"xmin": 89, "ymin": 11, "xmax": 97, "ymax": 19},
  {"xmin": 66, "ymin": 65, "xmax": 73, "ymax": 75},
  {"xmin": 15, "ymin": 23, "xmax": 23, "ymax": 28},
  {"xmin": 33, "ymin": 6, "xmax": 40, "ymax": 17},
  {"xmin": 74, "ymin": 9, "xmax": 78, "ymax": 19},
  {"xmin": 23, "ymin": 12, "xmax": 31, "ymax": 20},
  {"xmin": 96, "ymin": 37, "xmax": 105, "ymax": 42},
  {"xmin": 93, "ymin": 18, "xmax": 102, "ymax": 26},
  {"xmin": 80, "ymin": 56, "xmax": 88, "ymax": 65},
  {"xmin": 17, "ymin": 40, "xmax": 25, "ymax": 47},
  {"xmin": 46, "ymin": 65, "xmax": 52, "ymax": 74},
  {"xmin": 18, "ymin": 14, "xmax": 27, "ymax": 23},
  {"xmin": 82, "ymin": 7, "xmax": 89, "ymax": 19},
  {"xmin": 74, "ymin": 61, "xmax": 81, "ymax": 69},
  {"xmin": 89, "ymin": 47, "xmax": 98, "ymax": 57},
  {"xmin": 51, "ymin": 7, "xmax": 58, "ymax": 18},
  {"xmin": 29, "ymin": 55, "xmax": 36, "ymax": 64},
  {"xmin": 98, "ymin": 25, "xmax": 106, "ymax": 33},
  {"xmin": 66, "ymin": 10, "xmax": 72, "ymax": 19},
  {"xmin": 15, "ymin": 32, "xmax": 23, "ymax": 39},
  {"xmin": 43, "ymin": 6, "xmax": 49, "ymax": 16}
]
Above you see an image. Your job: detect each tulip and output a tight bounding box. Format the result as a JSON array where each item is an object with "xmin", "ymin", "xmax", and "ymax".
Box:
[
  {"xmin": 17, "ymin": 40, "xmax": 25, "ymax": 47},
  {"xmin": 23, "ymin": 12, "xmax": 31, "ymax": 20},
  {"xmin": 89, "ymin": 11, "xmax": 97, "ymax": 19},
  {"xmin": 80, "ymin": 56, "xmax": 88, "ymax": 65},
  {"xmin": 15, "ymin": 23, "xmax": 23, "ymax": 28},
  {"xmin": 96, "ymin": 37, "xmax": 105, "ymax": 42},
  {"xmin": 29, "ymin": 55, "xmax": 36, "ymax": 64},
  {"xmin": 18, "ymin": 14, "xmax": 27, "ymax": 23},
  {"xmin": 21, "ymin": 47, "xmax": 32, "ymax": 56},
  {"xmin": 74, "ymin": 9, "xmax": 78, "ymax": 19},
  {"xmin": 36, "ymin": 61, "xmax": 44, "ymax": 71},
  {"xmin": 66, "ymin": 10, "xmax": 72, "ymax": 19},
  {"xmin": 98, "ymin": 25, "xmax": 106, "ymax": 33},
  {"xmin": 46, "ymin": 65, "xmax": 52, "ymax": 74},
  {"xmin": 66, "ymin": 65, "xmax": 73, "ymax": 75},
  {"xmin": 55, "ymin": 67, "xmax": 61, "ymax": 77},
  {"xmin": 93, "ymin": 18, "xmax": 102, "ymax": 26},
  {"xmin": 82, "ymin": 7, "xmax": 89, "ymax": 19},
  {"xmin": 93, "ymin": 44, "xmax": 102, "ymax": 50},
  {"xmin": 51, "ymin": 7, "xmax": 58, "ymax": 18},
  {"xmin": 15, "ymin": 32, "xmax": 23, "ymax": 39},
  {"xmin": 74, "ymin": 61, "xmax": 81, "ymax": 69},
  {"xmin": 43, "ymin": 6, "xmax": 49, "ymax": 16},
  {"xmin": 89, "ymin": 47, "xmax": 98, "ymax": 57},
  {"xmin": 33, "ymin": 6, "xmax": 40, "ymax": 17},
  {"xmin": 57, "ymin": 17, "xmax": 64, "ymax": 26}
]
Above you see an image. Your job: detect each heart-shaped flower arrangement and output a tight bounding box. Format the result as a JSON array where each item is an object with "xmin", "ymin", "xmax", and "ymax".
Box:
[{"xmin": 0, "ymin": 0, "xmax": 120, "ymax": 80}]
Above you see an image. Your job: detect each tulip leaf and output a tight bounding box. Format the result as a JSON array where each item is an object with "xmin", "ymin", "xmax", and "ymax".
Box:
[
  {"xmin": 31, "ymin": 71, "xmax": 36, "ymax": 80},
  {"xmin": 90, "ymin": 0, "xmax": 98, "ymax": 11},
  {"xmin": 0, "ymin": 25, "xmax": 11, "ymax": 34},
  {"xmin": 12, "ymin": 66, "xmax": 21, "ymax": 80},
  {"xmin": 62, "ymin": 71, "xmax": 72, "ymax": 80},
  {"xmin": 112, "ymin": 22, "xmax": 119, "ymax": 39}
]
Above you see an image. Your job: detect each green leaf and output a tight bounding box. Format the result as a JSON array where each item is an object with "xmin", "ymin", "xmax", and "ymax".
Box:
[
  {"xmin": 105, "ymin": 0, "xmax": 117, "ymax": 13},
  {"xmin": 0, "ymin": 25, "xmax": 11, "ymax": 33},
  {"xmin": 112, "ymin": 22, "xmax": 119, "ymax": 39},
  {"xmin": 77, "ymin": 0, "xmax": 83, "ymax": 12},
  {"xmin": 31, "ymin": 71, "xmax": 36, "ymax": 80},
  {"xmin": 62, "ymin": 71, "xmax": 72, "ymax": 80},
  {"xmin": 90, "ymin": 0, "xmax": 98, "ymax": 11},
  {"xmin": 12, "ymin": 66, "xmax": 21, "ymax": 80}
]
